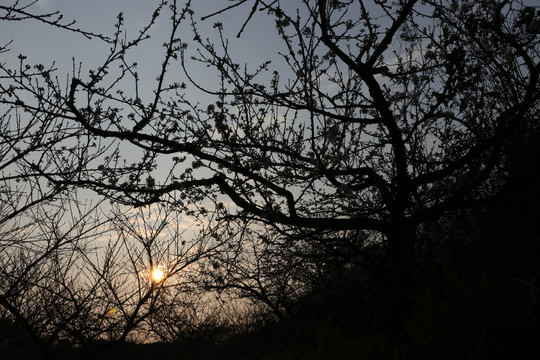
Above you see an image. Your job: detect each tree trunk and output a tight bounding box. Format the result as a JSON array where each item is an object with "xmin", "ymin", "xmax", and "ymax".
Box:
[{"xmin": 385, "ymin": 219, "xmax": 417, "ymax": 348}]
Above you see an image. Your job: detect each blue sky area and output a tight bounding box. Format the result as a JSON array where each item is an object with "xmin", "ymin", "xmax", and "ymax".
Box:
[{"xmin": 1, "ymin": 0, "xmax": 288, "ymax": 103}]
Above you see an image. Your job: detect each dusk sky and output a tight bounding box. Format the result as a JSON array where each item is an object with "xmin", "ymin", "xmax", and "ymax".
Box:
[
  {"xmin": 1, "ymin": 0, "xmax": 290, "ymax": 104},
  {"xmin": 1, "ymin": 1, "xmax": 539, "ymax": 358},
  {"xmin": 1, "ymin": 0, "xmax": 308, "ymax": 236}
]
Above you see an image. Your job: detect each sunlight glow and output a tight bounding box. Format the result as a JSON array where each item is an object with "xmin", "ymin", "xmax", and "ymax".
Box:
[{"xmin": 151, "ymin": 266, "xmax": 165, "ymax": 283}]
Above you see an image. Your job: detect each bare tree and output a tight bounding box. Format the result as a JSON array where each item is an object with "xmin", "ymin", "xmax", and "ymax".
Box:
[
  {"xmin": 2, "ymin": 0, "xmax": 539, "ymax": 346},
  {"xmin": 195, "ymin": 220, "xmax": 329, "ymax": 321},
  {"xmin": 91, "ymin": 204, "xmax": 226, "ymax": 345},
  {"xmin": 0, "ymin": 3, "xmax": 116, "ymax": 357},
  {"xmin": 0, "ymin": 192, "xmax": 110, "ymax": 359},
  {"xmin": 0, "ymin": 195, "xmax": 226, "ymax": 358},
  {"xmin": 0, "ymin": 1, "xmax": 109, "ymax": 43}
]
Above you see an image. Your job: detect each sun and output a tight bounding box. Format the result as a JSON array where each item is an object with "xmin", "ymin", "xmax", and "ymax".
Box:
[{"xmin": 151, "ymin": 266, "xmax": 165, "ymax": 283}]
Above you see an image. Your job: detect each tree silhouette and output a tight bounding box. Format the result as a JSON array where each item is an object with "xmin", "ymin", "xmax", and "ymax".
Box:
[
  {"xmin": 0, "ymin": 3, "xmax": 229, "ymax": 357},
  {"xmin": 2, "ymin": 0, "xmax": 540, "ymax": 349}
]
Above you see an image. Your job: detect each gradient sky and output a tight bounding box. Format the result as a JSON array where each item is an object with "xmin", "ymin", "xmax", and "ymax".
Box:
[
  {"xmin": 1, "ymin": 0, "xmax": 289, "ymax": 103},
  {"xmin": 1, "ymin": 0, "xmax": 299, "ymax": 229}
]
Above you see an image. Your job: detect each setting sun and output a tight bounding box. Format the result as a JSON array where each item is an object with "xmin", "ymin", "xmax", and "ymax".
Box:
[{"xmin": 151, "ymin": 267, "xmax": 165, "ymax": 283}]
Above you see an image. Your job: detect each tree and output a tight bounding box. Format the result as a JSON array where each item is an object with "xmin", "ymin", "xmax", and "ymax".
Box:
[
  {"xmin": 0, "ymin": 194, "xmax": 223, "ymax": 359},
  {"xmin": 0, "ymin": 4, "xmax": 114, "ymax": 357},
  {"xmin": 0, "ymin": 4, "xmax": 230, "ymax": 357},
  {"xmin": 197, "ymin": 221, "xmax": 323, "ymax": 321},
  {"xmin": 96, "ymin": 204, "xmax": 226, "ymax": 347},
  {"xmin": 0, "ymin": 190, "xmax": 111, "ymax": 358},
  {"xmin": 2, "ymin": 0, "xmax": 540, "ymax": 345}
]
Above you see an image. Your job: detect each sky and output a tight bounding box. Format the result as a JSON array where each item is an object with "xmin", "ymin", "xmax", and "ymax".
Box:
[
  {"xmin": 0, "ymin": 0, "xmax": 405, "ymax": 226},
  {"xmin": 0, "ymin": 0, "xmax": 290, "ymax": 174},
  {"xmin": 0, "ymin": 0, "xmax": 306, "ymax": 246},
  {"xmin": 1, "ymin": 0, "xmax": 288, "ymax": 101},
  {"xmin": 3, "ymin": 0, "xmax": 538, "ymax": 296}
]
